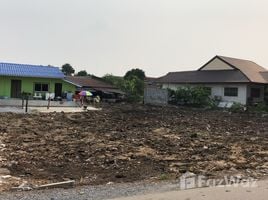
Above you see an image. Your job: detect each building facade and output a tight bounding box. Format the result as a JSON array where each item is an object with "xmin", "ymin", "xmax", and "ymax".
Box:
[
  {"xmin": 0, "ymin": 63, "xmax": 76, "ymax": 99},
  {"xmin": 156, "ymin": 56, "xmax": 268, "ymax": 105}
]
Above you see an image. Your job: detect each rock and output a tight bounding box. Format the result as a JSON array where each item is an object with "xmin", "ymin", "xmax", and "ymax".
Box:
[
  {"xmin": 0, "ymin": 175, "xmax": 12, "ymax": 179},
  {"xmin": 0, "ymin": 168, "xmax": 10, "ymax": 175},
  {"xmin": 181, "ymin": 171, "xmax": 196, "ymax": 178},
  {"xmin": 261, "ymin": 162, "xmax": 268, "ymax": 169}
]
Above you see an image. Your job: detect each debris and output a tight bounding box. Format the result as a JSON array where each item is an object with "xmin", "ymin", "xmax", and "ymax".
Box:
[
  {"xmin": 36, "ymin": 180, "xmax": 75, "ymax": 190},
  {"xmin": 11, "ymin": 182, "xmax": 33, "ymax": 191}
]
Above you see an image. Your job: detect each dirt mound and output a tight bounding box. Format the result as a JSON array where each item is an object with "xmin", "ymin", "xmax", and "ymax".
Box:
[{"xmin": 0, "ymin": 104, "xmax": 267, "ymax": 190}]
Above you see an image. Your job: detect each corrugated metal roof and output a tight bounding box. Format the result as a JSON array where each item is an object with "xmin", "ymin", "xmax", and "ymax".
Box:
[{"xmin": 0, "ymin": 62, "xmax": 64, "ymax": 79}]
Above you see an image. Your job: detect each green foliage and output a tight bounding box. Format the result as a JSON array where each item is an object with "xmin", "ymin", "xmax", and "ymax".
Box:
[
  {"xmin": 124, "ymin": 68, "xmax": 145, "ymax": 81},
  {"xmin": 103, "ymin": 69, "xmax": 146, "ymax": 102},
  {"xmin": 170, "ymin": 86, "xmax": 214, "ymax": 107},
  {"xmin": 76, "ymin": 70, "xmax": 88, "ymax": 76},
  {"xmin": 62, "ymin": 63, "xmax": 75, "ymax": 75},
  {"xmin": 103, "ymin": 74, "xmax": 125, "ymax": 89},
  {"xmin": 229, "ymin": 102, "xmax": 268, "ymax": 113},
  {"xmin": 229, "ymin": 102, "xmax": 245, "ymax": 112},
  {"xmin": 249, "ymin": 102, "xmax": 268, "ymax": 113},
  {"xmin": 159, "ymin": 174, "xmax": 169, "ymax": 180},
  {"xmin": 123, "ymin": 76, "xmax": 144, "ymax": 102}
]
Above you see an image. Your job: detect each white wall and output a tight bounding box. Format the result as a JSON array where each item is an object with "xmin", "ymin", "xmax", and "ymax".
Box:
[
  {"xmin": 162, "ymin": 83, "xmax": 248, "ymax": 105},
  {"xmin": 200, "ymin": 58, "xmax": 234, "ymax": 70}
]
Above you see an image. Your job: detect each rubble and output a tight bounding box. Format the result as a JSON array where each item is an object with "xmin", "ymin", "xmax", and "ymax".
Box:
[{"xmin": 0, "ymin": 103, "xmax": 267, "ymax": 191}]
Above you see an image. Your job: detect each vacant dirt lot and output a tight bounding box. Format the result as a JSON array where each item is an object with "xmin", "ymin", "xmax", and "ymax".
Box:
[{"xmin": 0, "ymin": 104, "xmax": 267, "ymax": 191}]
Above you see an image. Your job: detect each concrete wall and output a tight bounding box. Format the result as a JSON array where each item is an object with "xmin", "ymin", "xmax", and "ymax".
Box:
[
  {"xmin": 0, "ymin": 76, "xmax": 76, "ymax": 98},
  {"xmin": 162, "ymin": 83, "xmax": 249, "ymax": 105},
  {"xmin": 0, "ymin": 99, "xmax": 78, "ymax": 107},
  {"xmin": 144, "ymin": 87, "xmax": 168, "ymax": 105}
]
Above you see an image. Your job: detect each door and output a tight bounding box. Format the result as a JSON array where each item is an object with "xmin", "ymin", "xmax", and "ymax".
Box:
[
  {"xmin": 54, "ymin": 83, "xmax": 62, "ymax": 98},
  {"xmin": 11, "ymin": 80, "xmax": 22, "ymax": 98}
]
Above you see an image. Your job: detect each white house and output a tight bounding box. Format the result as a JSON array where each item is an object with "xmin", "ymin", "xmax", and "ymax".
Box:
[{"xmin": 156, "ymin": 56, "xmax": 268, "ymax": 105}]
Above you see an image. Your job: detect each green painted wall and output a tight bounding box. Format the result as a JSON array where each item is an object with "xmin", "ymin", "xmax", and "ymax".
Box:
[{"xmin": 0, "ymin": 76, "xmax": 76, "ymax": 98}]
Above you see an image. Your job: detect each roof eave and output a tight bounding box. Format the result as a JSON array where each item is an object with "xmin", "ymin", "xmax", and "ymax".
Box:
[
  {"xmin": 0, "ymin": 74, "xmax": 64, "ymax": 79},
  {"xmin": 63, "ymin": 79, "xmax": 82, "ymax": 87},
  {"xmin": 156, "ymin": 81, "xmax": 252, "ymax": 84}
]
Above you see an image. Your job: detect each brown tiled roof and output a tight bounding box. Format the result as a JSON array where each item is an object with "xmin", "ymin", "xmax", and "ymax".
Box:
[
  {"xmin": 157, "ymin": 56, "xmax": 268, "ymax": 84},
  {"xmin": 215, "ymin": 56, "xmax": 268, "ymax": 83},
  {"xmin": 65, "ymin": 76, "xmax": 118, "ymax": 89},
  {"xmin": 145, "ymin": 77, "xmax": 158, "ymax": 82},
  {"xmin": 94, "ymin": 88, "xmax": 125, "ymax": 94},
  {"xmin": 156, "ymin": 70, "xmax": 250, "ymax": 84}
]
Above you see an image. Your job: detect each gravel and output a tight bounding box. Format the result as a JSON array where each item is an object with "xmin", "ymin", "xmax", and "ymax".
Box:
[{"xmin": 0, "ymin": 181, "xmax": 179, "ymax": 200}]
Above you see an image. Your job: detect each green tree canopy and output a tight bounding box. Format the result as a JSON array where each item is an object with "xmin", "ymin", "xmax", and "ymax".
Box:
[
  {"xmin": 103, "ymin": 69, "xmax": 146, "ymax": 102},
  {"xmin": 62, "ymin": 63, "xmax": 75, "ymax": 75},
  {"xmin": 103, "ymin": 74, "xmax": 125, "ymax": 89},
  {"xmin": 124, "ymin": 68, "xmax": 145, "ymax": 80},
  {"xmin": 76, "ymin": 70, "xmax": 88, "ymax": 76}
]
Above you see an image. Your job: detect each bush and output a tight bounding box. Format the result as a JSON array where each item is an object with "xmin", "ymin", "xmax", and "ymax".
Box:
[
  {"xmin": 249, "ymin": 102, "xmax": 268, "ymax": 113},
  {"xmin": 103, "ymin": 72, "xmax": 145, "ymax": 103},
  {"xmin": 170, "ymin": 86, "xmax": 214, "ymax": 107},
  {"xmin": 229, "ymin": 102, "xmax": 245, "ymax": 112}
]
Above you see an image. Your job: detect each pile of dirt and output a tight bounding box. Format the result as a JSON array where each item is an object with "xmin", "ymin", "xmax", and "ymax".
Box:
[{"xmin": 0, "ymin": 104, "xmax": 267, "ymax": 191}]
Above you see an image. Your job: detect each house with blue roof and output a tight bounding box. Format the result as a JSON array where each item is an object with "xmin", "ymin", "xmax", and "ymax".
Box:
[{"xmin": 0, "ymin": 62, "xmax": 76, "ymax": 99}]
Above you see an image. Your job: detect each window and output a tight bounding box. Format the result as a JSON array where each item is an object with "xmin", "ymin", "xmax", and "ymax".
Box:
[
  {"xmin": 42, "ymin": 84, "xmax": 49, "ymax": 92},
  {"xmin": 224, "ymin": 87, "xmax": 238, "ymax": 97},
  {"xmin": 34, "ymin": 83, "xmax": 49, "ymax": 92},
  {"xmin": 251, "ymin": 88, "xmax": 261, "ymax": 98}
]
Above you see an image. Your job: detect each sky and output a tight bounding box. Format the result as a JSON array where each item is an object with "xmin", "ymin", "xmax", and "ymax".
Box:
[{"xmin": 0, "ymin": 0, "xmax": 268, "ymax": 77}]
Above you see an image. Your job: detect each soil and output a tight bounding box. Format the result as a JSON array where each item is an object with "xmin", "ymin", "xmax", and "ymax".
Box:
[{"xmin": 0, "ymin": 103, "xmax": 267, "ymax": 191}]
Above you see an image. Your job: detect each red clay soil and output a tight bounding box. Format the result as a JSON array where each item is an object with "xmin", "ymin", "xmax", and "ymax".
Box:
[{"xmin": 0, "ymin": 104, "xmax": 267, "ymax": 190}]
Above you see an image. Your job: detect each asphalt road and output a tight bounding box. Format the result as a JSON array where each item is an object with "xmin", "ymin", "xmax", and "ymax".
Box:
[
  {"xmin": 112, "ymin": 180, "xmax": 268, "ymax": 200},
  {"xmin": 0, "ymin": 180, "xmax": 179, "ymax": 200},
  {"xmin": 0, "ymin": 180, "xmax": 267, "ymax": 200}
]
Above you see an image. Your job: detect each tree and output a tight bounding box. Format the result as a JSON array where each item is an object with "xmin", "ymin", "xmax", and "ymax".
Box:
[
  {"xmin": 76, "ymin": 70, "xmax": 88, "ymax": 76},
  {"xmin": 123, "ymin": 76, "xmax": 144, "ymax": 96},
  {"xmin": 103, "ymin": 74, "xmax": 125, "ymax": 89},
  {"xmin": 124, "ymin": 68, "xmax": 145, "ymax": 80},
  {"xmin": 103, "ymin": 69, "xmax": 146, "ymax": 102},
  {"xmin": 62, "ymin": 63, "xmax": 75, "ymax": 75}
]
